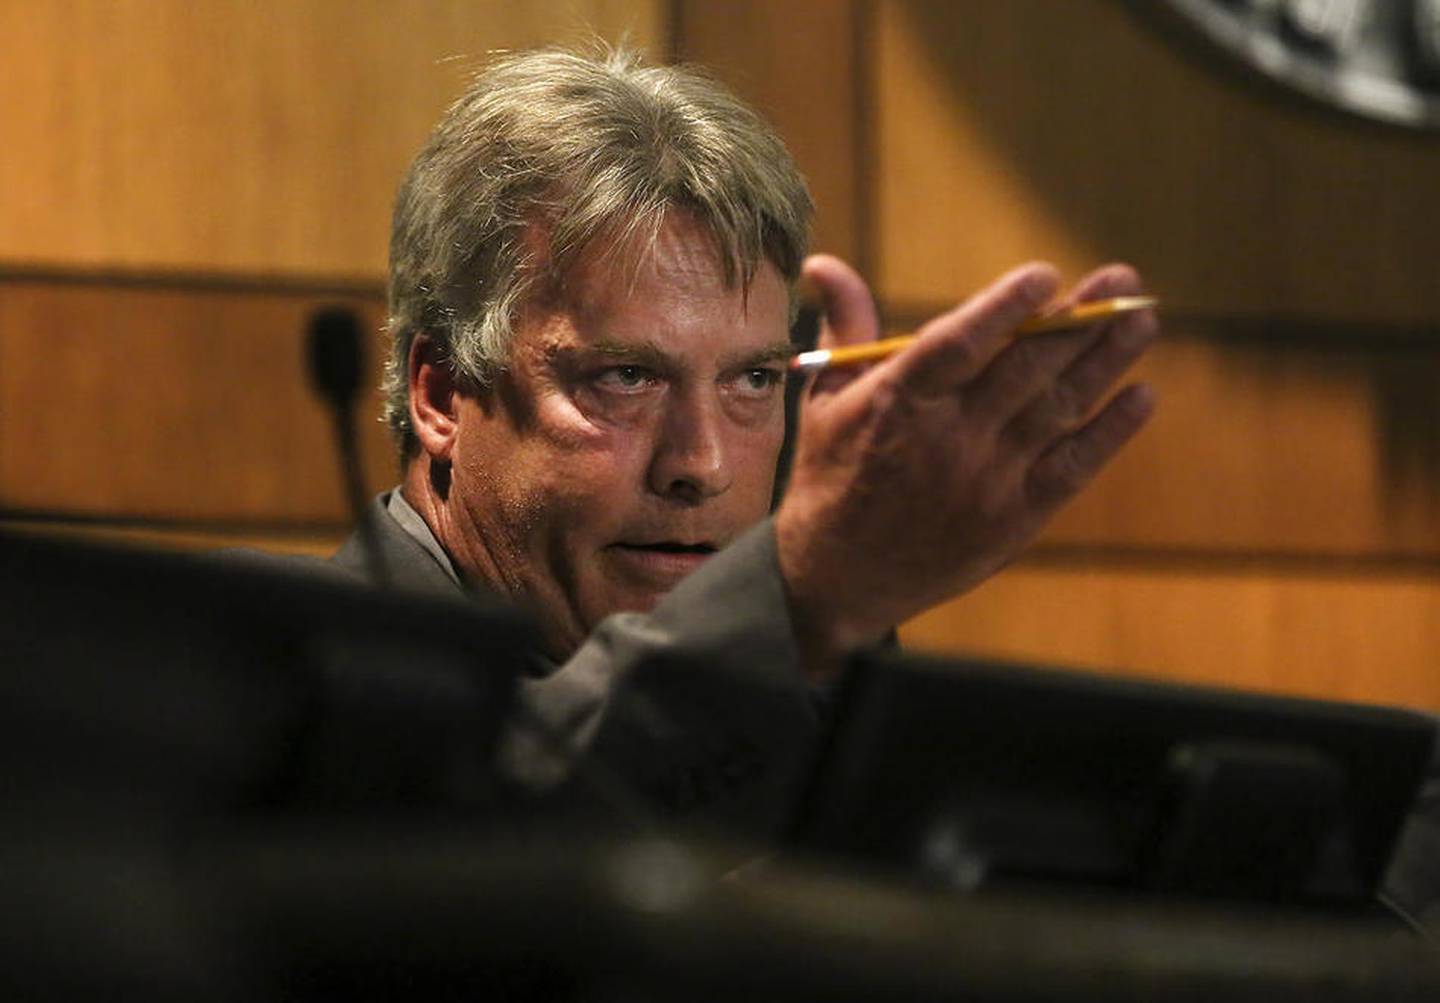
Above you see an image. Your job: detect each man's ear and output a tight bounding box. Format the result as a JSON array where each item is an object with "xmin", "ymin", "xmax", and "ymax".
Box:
[{"xmin": 408, "ymin": 333, "xmax": 461, "ymax": 461}]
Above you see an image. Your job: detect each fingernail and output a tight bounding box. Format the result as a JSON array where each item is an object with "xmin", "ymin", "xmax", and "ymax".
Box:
[{"xmin": 1023, "ymin": 268, "xmax": 1058, "ymax": 302}]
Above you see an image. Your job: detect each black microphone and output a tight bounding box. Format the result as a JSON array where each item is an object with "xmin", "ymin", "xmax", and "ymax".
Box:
[
  {"xmin": 306, "ymin": 306, "xmax": 390, "ymax": 586},
  {"xmin": 308, "ymin": 307, "xmax": 365, "ymax": 414}
]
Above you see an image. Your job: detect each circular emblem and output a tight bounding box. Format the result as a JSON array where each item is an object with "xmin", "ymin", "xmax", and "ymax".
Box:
[{"xmin": 1138, "ymin": 0, "xmax": 1440, "ymax": 131}]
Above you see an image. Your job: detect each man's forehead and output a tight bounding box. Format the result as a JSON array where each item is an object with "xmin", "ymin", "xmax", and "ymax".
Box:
[
  {"xmin": 563, "ymin": 215, "xmax": 734, "ymax": 303},
  {"xmin": 545, "ymin": 223, "xmax": 788, "ymax": 340}
]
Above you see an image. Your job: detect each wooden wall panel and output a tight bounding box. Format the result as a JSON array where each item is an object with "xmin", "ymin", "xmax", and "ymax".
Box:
[
  {"xmin": 674, "ymin": 0, "xmax": 862, "ymax": 263},
  {"xmin": 856, "ymin": 0, "xmax": 1440, "ymax": 705},
  {"xmin": 900, "ymin": 560, "xmax": 1440, "ymax": 711},
  {"xmin": 0, "ymin": 0, "xmax": 665, "ymax": 279},
  {"xmin": 0, "ymin": 280, "xmax": 394, "ymax": 522},
  {"xmin": 1038, "ymin": 329, "xmax": 1440, "ymax": 557},
  {"xmin": 874, "ymin": 0, "xmax": 1440, "ymax": 324},
  {"xmin": 862, "ymin": 318, "xmax": 1440, "ymax": 559}
]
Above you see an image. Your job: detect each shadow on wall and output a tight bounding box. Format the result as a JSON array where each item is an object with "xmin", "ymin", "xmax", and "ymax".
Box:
[{"xmin": 889, "ymin": 0, "xmax": 1440, "ymax": 515}]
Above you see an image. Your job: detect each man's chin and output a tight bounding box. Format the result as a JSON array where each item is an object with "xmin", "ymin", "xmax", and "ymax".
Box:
[
  {"xmin": 582, "ymin": 573, "xmax": 698, "ymax": 627},
  {"xmin": 563, "ymin": 551, "xmax": 720, "ymax": 640}
]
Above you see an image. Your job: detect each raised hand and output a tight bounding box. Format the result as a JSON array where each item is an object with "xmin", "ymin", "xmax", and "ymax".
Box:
[{"xmin": 775, "ymin": 256, "xmax": 1158, "ymax": 674}]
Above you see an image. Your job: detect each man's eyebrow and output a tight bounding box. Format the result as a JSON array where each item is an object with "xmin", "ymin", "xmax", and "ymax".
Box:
[
  {"xmin": 581, "ymin": 340, "xmax": 795, "ymax": 370},
  {"xmin": 723, "ymin": 343, "xmax": 795, "ymax": 368},
  {"xmin": 583, "ymin": 340, "xmax": 673, "ymax": 368}
]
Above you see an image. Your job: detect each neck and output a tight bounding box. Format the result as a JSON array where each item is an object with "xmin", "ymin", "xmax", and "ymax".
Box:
[
  {"xmin": 402, "ymin": 456, "xmax": 586, "ymax": 662},
  {"xmin": 400, "ymin": 456, "xmax": 477, "ymax": 588},
  {"xmin": 400, "ymin": 456, "xmax": 512, "ymax": 605}
]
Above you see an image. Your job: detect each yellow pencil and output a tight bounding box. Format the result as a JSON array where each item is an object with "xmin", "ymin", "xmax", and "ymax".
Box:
[{"xmin": 788, "ymin": 295, "xmax": 1158, "ymax": 374}]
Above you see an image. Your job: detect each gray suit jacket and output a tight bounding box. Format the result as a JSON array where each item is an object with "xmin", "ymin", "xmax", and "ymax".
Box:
[{"xmin": 328, "ymin": 493, "xmax": 822, "ymax": 836}]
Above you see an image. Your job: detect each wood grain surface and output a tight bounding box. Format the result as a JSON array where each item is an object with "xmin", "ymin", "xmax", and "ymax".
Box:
[
  {"xmin": 674, "ymin": 0, "xmax": 863, "ymax": 263},
  {"xmin": 0, "ymin": 0, "xmax": 665, "ymax": 279},
  {"xmin": 901, "ymin": 557, "xmax": 1440, "ymax": 711},
  {"xmin": 874, "ymin": 0, "xmax": 1440, "ymax": 323},
  {"xmin": 0, "ymin": 279, "xmax": 393, "ymax": 522}
]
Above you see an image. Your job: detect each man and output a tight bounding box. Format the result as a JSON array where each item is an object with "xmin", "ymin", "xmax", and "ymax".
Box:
[{"xmin": 337, "ymin": 46, "xmax": 1157, "ymax": 822}]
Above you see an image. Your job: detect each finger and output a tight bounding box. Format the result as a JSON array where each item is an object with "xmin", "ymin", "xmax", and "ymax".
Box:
[
  {"xmin": 799, "ymin": 254, "xmax": 883, "ymax": 396},
  {"xmin": 964, "ymin": 265, "xmax": 1151, "ymax": 431},
  {"xmin": 1025, "ymin": 383, "xmax": 1157, "ymax": 510},
  {"xmin": 889, "ymin": 262, "xmax": 1060, "ymax": 399},
  {"xmin": 1002, "ymin": 299, "xmax": 1158, "ymax": 451},
  {"xmin": 801, "ymin": 254, "xmax": 879, "ymax": 350},
  {"xmin": 1043, "ymin": 262, "xmax": 1142, "ymax": 315}
]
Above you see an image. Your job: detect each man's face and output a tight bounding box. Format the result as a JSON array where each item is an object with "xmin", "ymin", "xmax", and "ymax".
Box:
[{"xmin": 445, "ymin": 214, "xmax": 792, "ymax": 658}]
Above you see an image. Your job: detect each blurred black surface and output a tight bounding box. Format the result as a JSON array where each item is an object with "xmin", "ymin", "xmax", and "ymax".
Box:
[
  {"xmin": 0, "ymin": 530, "xmax": 528, "ymax": 822},
  {"xmin": 3, "ymin": 530, "xmax": 1439, "ymax": 1000},
  {"xmin": 796, "ymin": 650, "xmax": 1435, "ymax": 910}
]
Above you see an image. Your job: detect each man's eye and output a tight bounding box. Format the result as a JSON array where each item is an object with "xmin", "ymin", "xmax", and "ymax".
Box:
[
  {"xmin": 733, "ymin": 368, "xmax": 782, "ymax": 395},
  {"xmin": 594, "ymin": 365, "xmax": 656, "ymax": 392}
]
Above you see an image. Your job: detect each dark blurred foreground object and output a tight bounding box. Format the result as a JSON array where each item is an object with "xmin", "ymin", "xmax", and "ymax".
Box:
[
  {"xmin": 796, "ymin": 651, "xmax": 1436, "ymax": 912},
  {"xmin": 2, "ymin": 530, "xmax": 1439, "ymax": 999},
  {"xmin": 1385, "ymin": 745, "xmax": 1440, "ymax": 933},
  {"xmin": 6, "ymin": 828, "xmax": 1440, "ymax": 1002},
  {"xmin": 0, "ymin": 529, "xmax": 529, "ymax": 819},
  {"xmin": 0, "ymin": 528, "xmax": 530, "ymax": 999}
]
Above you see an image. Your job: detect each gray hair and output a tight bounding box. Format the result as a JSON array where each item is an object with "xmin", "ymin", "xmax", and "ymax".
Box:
[{"xmin": 383, "ymin": 44, "xmax": 814, "ymax": 453}]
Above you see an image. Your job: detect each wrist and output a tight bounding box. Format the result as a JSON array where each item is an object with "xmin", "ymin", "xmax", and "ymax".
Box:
[{"xmin": 774, "ymin": 505, "xmax": 887, "ymax": 682}]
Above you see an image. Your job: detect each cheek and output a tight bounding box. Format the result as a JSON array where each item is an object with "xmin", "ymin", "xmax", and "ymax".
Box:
[
  {"xmin": 539, "ymin": 398, "xmax": 655, "ymax": 478},
  {"xmin": 512, "ymin": 403, "xmax": 657, "ymax": 518},
  {"xmin": 571, "ymin": 385, "xmax": 658, "ymax": 428},
  {"xmin": 453, "ymin": 396, "xmax": 615, "ymax": 522},
  {"xmin": 730, "ymin": 415, "xmax": 786, "ymax": 494},
  {"xmin": 536, "ymin": 386, "xmax": 659, "ymax": 452}
]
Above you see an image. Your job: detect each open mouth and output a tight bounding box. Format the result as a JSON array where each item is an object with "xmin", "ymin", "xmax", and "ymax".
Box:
[
  {"xmin": 605, "ymin": 541, "xmax": 721, "ymax": 587},
  {"xmin": 623, "ymin": 542, "xmax": 717, "ymax": 555}
]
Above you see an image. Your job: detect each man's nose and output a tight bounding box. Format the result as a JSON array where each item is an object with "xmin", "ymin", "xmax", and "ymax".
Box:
[{"xmin": 647, "ymin": 390, "xmax": 733, "ymax": 503}]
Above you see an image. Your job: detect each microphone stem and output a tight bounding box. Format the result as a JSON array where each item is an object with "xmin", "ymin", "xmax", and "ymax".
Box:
[{"xmin": 332, "ymin": 405, "xmax": 390, "ymax": 588}]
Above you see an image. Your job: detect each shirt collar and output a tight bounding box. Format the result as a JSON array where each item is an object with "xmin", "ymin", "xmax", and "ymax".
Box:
[{"xmin": 386, "ymin": 489, "xmax": 462, "ymax": 587}]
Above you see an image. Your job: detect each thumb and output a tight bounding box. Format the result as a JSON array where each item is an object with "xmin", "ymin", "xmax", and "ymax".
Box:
[{"xmin": 801, "ymin": 254, "xmax": 879, "ymax": 351}]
